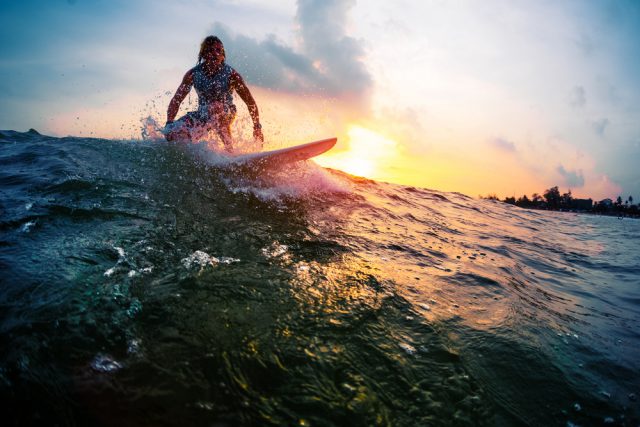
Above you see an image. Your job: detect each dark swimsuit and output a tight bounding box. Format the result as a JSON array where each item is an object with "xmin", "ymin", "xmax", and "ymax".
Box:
[{"xmin": 172, "ymin": 62, "xmax": 237, "ymax": 131}]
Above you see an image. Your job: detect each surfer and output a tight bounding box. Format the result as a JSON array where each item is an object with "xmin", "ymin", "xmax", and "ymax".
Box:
[{"xmin": 164, "ymin": 36, "xmax": 263, "ymax": 151}]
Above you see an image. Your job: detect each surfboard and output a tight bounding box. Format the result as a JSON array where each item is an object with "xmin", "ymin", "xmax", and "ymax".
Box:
[{"xmin": 231, "ymin": 137, "xmax": 337, "ymax": 171}]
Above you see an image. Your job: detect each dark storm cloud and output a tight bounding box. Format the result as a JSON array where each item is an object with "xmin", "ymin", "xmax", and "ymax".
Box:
[
  {"xmin": 557, "ymin": 164, "xmax": 585, "ymax": 187},
  {"xmin": 209, "ymin": 0, "xmax": 371, "ymax": 101}
]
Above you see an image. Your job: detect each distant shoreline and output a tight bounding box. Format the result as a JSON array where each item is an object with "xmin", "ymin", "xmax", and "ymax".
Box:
[
  {"xmin": 510, "ymin": 205, "xmax": 640, "ymax": 220},
  {"xmin": 481, "ymin": 185, "xmax": 639, "ymax": 219}
]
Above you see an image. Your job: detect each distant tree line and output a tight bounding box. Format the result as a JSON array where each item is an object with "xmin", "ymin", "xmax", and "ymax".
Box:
[{"xmin": 481, "ymin": 186, "xmax": 638, "ymax": 217}]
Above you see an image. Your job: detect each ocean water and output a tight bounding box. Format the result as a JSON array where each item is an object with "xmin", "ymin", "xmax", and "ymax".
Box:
[{"xmin": 1, "ymin": 129, "xmax": 639, "ymax": 426}]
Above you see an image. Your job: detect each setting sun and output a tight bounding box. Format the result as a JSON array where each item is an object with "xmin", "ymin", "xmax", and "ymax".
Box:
[{"xmin": 315, "ymin": 126, "xmax": 399, "ymax": 180}]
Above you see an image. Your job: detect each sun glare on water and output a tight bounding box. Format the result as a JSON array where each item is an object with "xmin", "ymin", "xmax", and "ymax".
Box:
[{"xmin": 315, "ymin": 126, "xmax": 399, "ymax": 180}]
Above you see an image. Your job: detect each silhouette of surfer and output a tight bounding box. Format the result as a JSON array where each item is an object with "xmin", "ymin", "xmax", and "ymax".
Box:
[{"xmin": 165, "ymin": 36, "xmax": 263, "ymax": 151}]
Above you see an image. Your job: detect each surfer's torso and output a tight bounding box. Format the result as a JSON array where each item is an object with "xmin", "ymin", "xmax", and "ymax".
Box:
[{"xmin": 192, "ymin": 62, "xmax": 235, "ymax": 117}]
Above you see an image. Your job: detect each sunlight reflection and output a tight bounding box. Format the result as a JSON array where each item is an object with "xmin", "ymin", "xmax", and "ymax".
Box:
[{"xmin": 315, "ymin": 125, "xmax": 398, "ymax": 179}]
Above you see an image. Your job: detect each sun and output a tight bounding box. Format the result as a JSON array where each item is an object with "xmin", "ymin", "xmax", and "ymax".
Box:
[
  {"xmin": 343, "ymin": 157, "xmax": 375, "ymax": 177},
  {"xmin": 315, "ymin": 126, "xmax": 399, "ymax": 179}
]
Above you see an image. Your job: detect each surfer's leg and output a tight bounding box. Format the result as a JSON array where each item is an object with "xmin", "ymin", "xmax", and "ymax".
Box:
[
  {"xmin": 165, "ymin": 113, "xmax": 196, "ymax": 142},
  {"xmin": 217, "ymin": 125, "xmax": 234, "ymax": 153},
  {"xmin": 212, "ymin": 103, "xmax": 236, "ymax": 153}
]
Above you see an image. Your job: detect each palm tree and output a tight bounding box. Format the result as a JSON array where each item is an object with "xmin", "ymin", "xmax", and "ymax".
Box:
[
  {"xmin": 531, "ymin": 193, "xmax": 543, "ymax": 206},
  {"xmin": 561, "ymin": 189, "xmax": 573, "ymax": 207},
  {"xmin": 544, "ymin": 186, "xmax": 561, "ymax": 209}
]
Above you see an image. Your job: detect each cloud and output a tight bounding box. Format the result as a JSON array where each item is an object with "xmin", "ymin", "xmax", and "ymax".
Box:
[
  {"xmin": 295, "ymin": 0, "xmax": 371, "ymax": 94},
  {"xmin": 590, "ymin": 118, "xmax": 609, "ymax": 136},
  {"xmin": 209, "ymin": 0, "xmax": 372, "ymax": 106},
  {"xmin": 574, "ymin": 34, "xmax": 595, "ymax": 56},
  {"xmin": 489, "ymin": 137, "xmax": 516, "ymax": 152},
  {"xmin": 589, "ymin": 173, "xmax": 622, "ymax": 201},
  {"xmin": 569, "ymin": 86, "xmax": 586, "ymax": 108},
  {"xmin": 600, "ymin": 138, "xmax": 640, "ymax": 198},
  {"xmin": 557, "ymin": 164, "xmax": 585, "ymax": 187}
]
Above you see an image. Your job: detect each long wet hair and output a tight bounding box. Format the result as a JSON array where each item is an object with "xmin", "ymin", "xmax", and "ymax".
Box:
[{"xmin": 198, "ymin": 36, "xmax": 225, "ymax": 63}]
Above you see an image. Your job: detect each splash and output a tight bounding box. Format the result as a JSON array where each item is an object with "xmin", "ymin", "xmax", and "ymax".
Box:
[
  {"xmin": 140, "ymin": 116, "xmax": 165, "ymax": 141},
  {"xmin": 221, "ymin": 161, "xmax": 350, "ymax": 203}
]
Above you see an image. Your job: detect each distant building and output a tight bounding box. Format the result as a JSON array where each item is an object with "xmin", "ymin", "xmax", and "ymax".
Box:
[{"xmin": 599, "ymin": 198, "xmax": 613, "ymax": 207}]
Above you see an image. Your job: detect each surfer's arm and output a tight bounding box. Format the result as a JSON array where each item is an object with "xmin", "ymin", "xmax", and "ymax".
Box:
[
  {"xmin": 230, "ymin": 71, "xmax": 263, "ymax": 142},
  {"xmin": 166, "ymin": 70, "xmax": 194, "ymax": 124}
]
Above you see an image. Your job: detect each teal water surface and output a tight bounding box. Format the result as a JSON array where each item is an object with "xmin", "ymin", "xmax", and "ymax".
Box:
[{"xmin": 1, "ymin": 130, "xmax": 639, "ymax": 426}]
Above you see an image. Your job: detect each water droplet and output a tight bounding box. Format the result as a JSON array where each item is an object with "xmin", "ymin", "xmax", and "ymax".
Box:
[
  {"xmin": 127, "ymin": 339, "xmax": 141, "ymax": 355},
  {"xmin": 400, "ymin": 342, "xmax": 417, "ymax": 355},
  {"xmin": 91, "ymin": 354, "xmax": 122, "ymax": 373},
  {"xmin": 20, "ymin": 221, "xmax": 36, "ymax": 233}
]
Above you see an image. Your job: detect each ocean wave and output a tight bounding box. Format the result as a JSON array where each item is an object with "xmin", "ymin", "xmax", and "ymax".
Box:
[{"xmin": 1, "ymin": 130, "xmax": 638, "ymax": 425}]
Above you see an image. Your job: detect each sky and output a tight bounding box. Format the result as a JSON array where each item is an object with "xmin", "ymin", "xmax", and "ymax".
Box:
[{"xmin": 1, "ymin": 0, "xmax": 639, "ymax": 200}]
